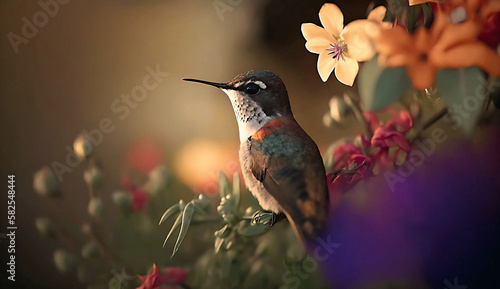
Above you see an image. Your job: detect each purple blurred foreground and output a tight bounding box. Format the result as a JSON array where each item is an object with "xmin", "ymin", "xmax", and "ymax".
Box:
[{"xmin": 318, "ymin": 132, "xmax": 500, "ymax": 288}]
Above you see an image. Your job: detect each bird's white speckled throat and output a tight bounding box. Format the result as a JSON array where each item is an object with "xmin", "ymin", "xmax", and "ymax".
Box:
[{"xmin": 222, "ymin": 89, "xmax": 273, "ymax": 142}]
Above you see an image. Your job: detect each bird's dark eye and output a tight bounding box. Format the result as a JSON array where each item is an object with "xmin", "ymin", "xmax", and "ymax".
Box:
[{"xmin": 244, "ymin": 83, "xmax": 260, "ymax": 95}]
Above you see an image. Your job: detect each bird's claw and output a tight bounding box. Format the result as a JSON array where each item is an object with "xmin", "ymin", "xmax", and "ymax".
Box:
[
  {"xmin": 252, "ymin": 211, "xmax": 285, "ymax": 227},
  {"xmin": 269, "ymin": 212, "xmax": 285, "ymax": 227}
]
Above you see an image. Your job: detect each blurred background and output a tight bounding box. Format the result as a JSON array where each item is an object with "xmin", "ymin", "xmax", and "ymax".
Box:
[
  {"xmin": 5, "ymin": 1, "xmax": 497, "ymax": 289},
  {"xmin": 0, "ymin": 0, "xmax": 380, "ymax": 287}
]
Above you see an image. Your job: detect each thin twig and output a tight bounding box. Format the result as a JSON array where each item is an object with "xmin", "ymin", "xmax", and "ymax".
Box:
[
  {"xmin": 344, "ymin": 92, "xmax": 372, "ymax": 139},
  {"xmin": 422, "ymin": 107, "xmax": 448, "ymax": 130},
  {"xmin": 51, "ymin": 219, "xmax": 81, "ymax": 255},
  {"xmin": 54, "ymin": 197, "xmax": 129, "ymax": 268}
]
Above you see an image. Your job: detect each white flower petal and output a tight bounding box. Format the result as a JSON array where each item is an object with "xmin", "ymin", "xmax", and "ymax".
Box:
[
  {"xmin": 367, "ymin": 6, "xmax": 387, "ymax": 22},
  {"xmin": 334, "ymin": 57, "xmax": 359, "ymax": 86},
  {"xmin": 301, "ymin": 23, "xmax": 336, "ymax": 54},
  {"xmin": 318, "ymin": 50, "xmax": 337, "ymax": 82},
  {"xmin": 319, "ymin": 3, "xmax": 344, "ymax": 36},
  {"xmin": 342, "ymin": 20, "xmax": 376, "ymax": 62}
]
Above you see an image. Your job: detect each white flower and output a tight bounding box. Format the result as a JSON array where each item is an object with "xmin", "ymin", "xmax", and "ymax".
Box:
[{"xmin": 301, "ymin": 4, "xmax": 386, "ymax": 85}]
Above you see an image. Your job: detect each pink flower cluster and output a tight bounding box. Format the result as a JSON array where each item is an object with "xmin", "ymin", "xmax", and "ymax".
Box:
[{"xmin": 328, "ymin": 109, "xmax": 413, "ymax": 196}]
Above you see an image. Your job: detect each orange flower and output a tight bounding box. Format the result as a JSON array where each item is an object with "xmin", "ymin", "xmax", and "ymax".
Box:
[{"xmin": 374, "ymin": 10, "xmax": 500, "ymax": 90}]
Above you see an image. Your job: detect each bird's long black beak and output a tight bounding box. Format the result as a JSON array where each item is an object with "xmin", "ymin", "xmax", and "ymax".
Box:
[{"xmin": 183, "ymin": 78, "xmax": 230, "ymax": 89}]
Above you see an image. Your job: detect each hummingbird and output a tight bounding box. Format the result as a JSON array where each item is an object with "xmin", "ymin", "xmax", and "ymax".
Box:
[{"xmin": 183, "ymin": 70, "xmax": 329, "ymax": 243}]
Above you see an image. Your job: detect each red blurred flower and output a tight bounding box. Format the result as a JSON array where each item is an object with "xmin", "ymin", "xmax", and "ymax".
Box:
[
  {"xmin": 163, "ymin": 267, "xmax": 187, "ymax": 284},
  {"xmin": 131, "ymin": 189, "xmax": 148, "ymax": 211},
  {"xmin": 127, "ymin": 138, "xmax": 164, "ymax": 174},
  {"xmin": 479, "ymin": 12, "xmax": 500, "ymax": 48},
  {"xmin": 121, "ymin": 177, "xmax": 148, "ymax": 211},
  {"xmin": 137, "ymin": 264, "xmax": 187, "ymax": 289}
]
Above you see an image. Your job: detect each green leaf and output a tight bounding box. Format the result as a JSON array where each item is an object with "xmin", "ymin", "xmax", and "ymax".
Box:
[
  {"xmin": 215, "ymin": 224, "xmax": 231, "ymax": 238},
  {"xmin": 359, "ymin": 55, "xmax": 411, "ymax": 111},
  {"xmin": 214, "ymin": 237, "xmax": 224, "ymax": 254},
  {"xmin": 488, "ymin": 77, "xmax": 500, "ymax": 108},
  {"xmin": 218, "ymin": 171, "xmax": 230, "ymax": 199},
  {"xmin": 386, "ymin": 0, "xmax": 407, "ymax": 19},
  {"xmin": 197, "ymin": 194, "xmax": 209, "ymax": 207},
  {"xmin": 251, "ymin": 210, "xmax": 274, "ymax": 226},
  {"xmin": 163, "ymin": 213, "xmax": 182, "ymax": 247},
  {"xmin": 192, "ymin": 194, "xmax": 209, "ymax": 213},
  {"xmin": 232, "ymin": 172, "xmax": 240, "ymax": 209},
  {"xmin": 436, "ymin": 67, "xmax": 487, "ymax": 137},
  {"xmin": 406, "ymin": 4, "xmax": 422, "ymax": 32},
  {"xmin": 237, "ymin": 222, "xmax": 268, "ymax": 237},
  {"xmin": 159, "ymin": 204, "xmax": 180, "ymax": 225},
  {"xmin": 421, "ymin": 3, "xmax": 434, "ymax": 27},
  {"xmin": 172, "ymin": 202, "xmax": 195, "ymax": 257}
]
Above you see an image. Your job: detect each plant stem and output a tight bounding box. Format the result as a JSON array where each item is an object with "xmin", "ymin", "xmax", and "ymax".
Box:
[
  {"xmin": 51, "ymin": 219, "xmax": 81, "ymax": 255},
  {"xmin": 190, "ymin": 216, "xmax": 222, "ymax": 224},
  {"xmin": 408, "ymin": 107, "xmax": 448, "ymax": 143},
  {"xmin": 54, "ymin": 197, "xmax": 129, "ymax": 268},
  {"xmin": 422, "ymin": 107, "xmax": 448, "ymax": 130},
  {"xmin": 344, "ymin": 92, "xmax": 372, "ymax": 139}
]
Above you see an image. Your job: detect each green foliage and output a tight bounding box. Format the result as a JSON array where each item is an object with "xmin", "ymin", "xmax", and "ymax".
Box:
[
  {"xmin": 385, "ymin": 0, "xmax": 433, "ymax": 31},
  {"xmin": 359, "ymin": 55, "xmax": 411, "ymax": 111},
  {"xmin": 436, "ymin": 67, "xmax": 487, "ymax": 137},
  {"xmin": 160, "ymin": 172, "xmax": 271, "ymax": 258},
  {"xmin": 159, "ymin": 171, "xmax": 326, "ymax": 289}
]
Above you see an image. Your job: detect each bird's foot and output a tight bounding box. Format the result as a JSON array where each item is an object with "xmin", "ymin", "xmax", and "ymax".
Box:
[
  {"xmin": 252, "ymin": 210, "xmax": 285, "ymax": 227},
  {"xmin": 269, "ymin": 212, "xmax": 285, "ymax": 227}
]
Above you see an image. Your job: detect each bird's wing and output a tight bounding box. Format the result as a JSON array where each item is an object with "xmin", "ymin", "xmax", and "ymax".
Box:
[{"xmin": 249, "ymin": 121, "xmax": 329, "ymax": 242}]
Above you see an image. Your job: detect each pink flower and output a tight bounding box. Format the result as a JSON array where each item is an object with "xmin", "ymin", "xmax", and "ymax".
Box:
[
  {"xmin": 371, "ymin": 126, "xmax": 411, "ymax": 151},
  {"xmin": 389, "ymin": 110, "xmax": 413, "ymax": 133},
  {"xmin": 328, "ymin": 154, "xmax": 372, "ymax": 200},
  {"xmin": 332, "ymin": 142, "xmax": 363, "ymax": 170},
  {"xmin": 363, "ymin": 111, "xmax": 380, "ymax": 132},
  {"xmin": 137, "ymin": 264, "xmax": 187, "ymax": 289},
  {"xmin": 329, "ymin": 109, "xmax": 414, "ymax": 193},
  {"xmin": 367, "ymin": 110, "xmax": 413, "ymax": 167},
  {"xmin": 345, "ymin": 154, "xmax": 372, "ymax": 181}
]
